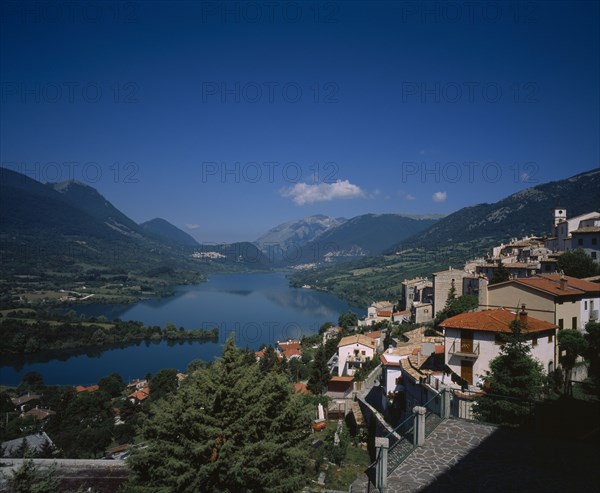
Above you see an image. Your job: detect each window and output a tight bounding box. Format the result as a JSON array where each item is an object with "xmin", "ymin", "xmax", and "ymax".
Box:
[
  {"xmin": 585, "ymin": 301, "xmax": 588, "ymax": 310},
  {"xmin": 558, "ymin": 319, "xmax": 564, "ymax": 329},
  {"xmin": 494, "ymin": 333, "xmax": 505, "ymax": 345},
  {"xmin": 532, "ymin": 336, "xmax": 538, "ymax": 346},
  {"xmin": 592, "ymin": 252, "xmax": 597, "ymax": 260},
  {"xmin": 548, "ymin": 333, "xmax": 553, "ymax": 342},
  {"xmin": 578, "ymin": 238, "xmax": 583, "ymax": 246},
  {"xmin": 361, "ymin": 350, "xmax": 366, "ymax": 355},
  {"xmin": 593, "ymin": 238, "xmax": 598, "ymax": 245},
  {"xmin": 572, "ymin": 317, "xmax": 577, "ymax": 330}
]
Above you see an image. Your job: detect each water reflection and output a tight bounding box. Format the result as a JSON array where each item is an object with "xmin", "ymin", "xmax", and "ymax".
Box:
[{"xmin": 1, "ymin": 273, "xmax": 364, "ymax": 385}]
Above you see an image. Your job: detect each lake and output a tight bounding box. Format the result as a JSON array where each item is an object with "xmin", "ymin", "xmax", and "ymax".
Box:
[{"xmin": 0, "ymin": 272, "xmax": 364, "ymax": 386}]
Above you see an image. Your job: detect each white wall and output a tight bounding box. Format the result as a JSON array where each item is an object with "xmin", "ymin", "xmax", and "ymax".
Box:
[
  {"xmin": 338, "ymin": 343, "xmax": 374, "ymax": 376},
  {"xmin": 383, "ymin": 366, "xmax": 403, "ymax": 394},
  {"xmin": 580, "ymin": 296, "xmax": 600, "ymax": 331},
  {"xmin": 445, "ymin": 328, "xmax": 556, "ymax": 384}
]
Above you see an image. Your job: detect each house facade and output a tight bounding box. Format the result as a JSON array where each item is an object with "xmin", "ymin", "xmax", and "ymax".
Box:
[
  {"xmin": 440, "ymin": 307, "xmax": 558, "ymax": 386},
  {"xmin": 570, "ymin": 215, "xmax": 600, "ymax": 262},
  {"xmin": 479, "ymin": 274, "xmax": 600, "ymax": 331},
  {"xmin": 545, "ymin": 209, "xmax": 599, "ymax": 252},
  {"xmin": 337, "ymin": 334, "xmax": 376, "ymax": 376},
  {"xmin": 400, "ymin": 277, "xmax": 433, "ymax": 311},
  {"xmin": 432, "ymin": 268, "xmax": 477, "ymax": 315}
]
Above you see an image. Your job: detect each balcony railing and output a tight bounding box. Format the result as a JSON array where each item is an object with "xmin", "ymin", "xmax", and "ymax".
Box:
[
  {"xmin": 347, "ymin": 354, "xmax": 371, "ymax": 364},
  {"xmin": 448, "ymin": 340, "xmax": 480, "ymax": 358}
]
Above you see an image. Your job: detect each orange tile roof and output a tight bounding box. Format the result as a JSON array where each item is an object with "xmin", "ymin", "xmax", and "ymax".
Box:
[
  {"xmin": 293, "ymin": 383, "xmax": 312, "ymax": 395},
  {"xmin": 440, "ymin": 308, "xmax": 557, "ymax": 333},
  {"xmin": 377, "ymin": 310, "xmax": 393, "ymax": 317},
  {"xmin": 329, "ymin": 376, "xmax": 354, "ymax": 382},
  {"xmin": 128, "ymin": 386, "xmax": 150, "ymax": 401},
  {"xmin": 277, "ymin": 340, "xmax": 303, "ymax": 359},
  {"xmin": 507, "ymin": 274, "xmax": 600, "ymax": 297},
  {"xmin": 338, "ymin": 334, "xmax": 377, "ymax": 349},
  {"xmin": 364, "ymin": 330, "xmax": 382, "ymax": 339},
  {"xmin": 538, "ymin": 274, "xmax": 600, "ymax": 293},
  {"xmin": 75, "ymin": 385, "xmax": 99, "ymax": 393}
]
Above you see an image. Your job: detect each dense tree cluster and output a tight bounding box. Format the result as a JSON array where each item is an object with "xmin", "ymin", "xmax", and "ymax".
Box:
[
  {"xmin": 557, "ymin": 249, "xmax": 600, "ymax": 278},
  {"xmin": 0, "ymin": 313, "xmax": 218, "ymax": 355},
  {"xmin": 126, "ymin": 337, "xmax": 313, "ymax": 492}
]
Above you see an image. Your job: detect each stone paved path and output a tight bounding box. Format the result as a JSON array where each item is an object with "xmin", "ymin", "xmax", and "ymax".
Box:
[{"xmin": 351, "ymin": 418, "xmax": 598, "ymax": 493}]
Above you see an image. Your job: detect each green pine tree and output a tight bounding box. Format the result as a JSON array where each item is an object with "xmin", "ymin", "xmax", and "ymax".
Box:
[
  {"xmin": 259, "ymin": 345, "xmax": 280, "ymax": 374},
  {"xmin": 307, "ymin": 345, "xmax": 331, "ymax": 394},
  {"xmin": 474, "ymin": 319, "xmax": 544, "ymax": 426},
  {"xmin": 126, "ymin": 337, "xmax": 312, "ymax": 492},
  {"xmin": 5, "ymin": 459, "xmax": 60, "ymax": 493}
]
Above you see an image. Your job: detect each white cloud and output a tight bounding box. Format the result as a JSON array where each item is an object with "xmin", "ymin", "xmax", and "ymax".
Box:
[
  {"xmin": 432, "ymin": 191, "xmax": 447, "ymax": 202},
  {"xmin": 369, "ymin": 188, "xmax": 382, "ymax": 199},
  {"xmin": 185, "ymin": 223, "xmax": 201, "ymax": 230},
  {"xmin": 398, "ymin": 191, "xmax": 416, "ymax": 200},
  {"xmin": 280, "ymin": 180, "xmax": 365, "ymax": 205}
]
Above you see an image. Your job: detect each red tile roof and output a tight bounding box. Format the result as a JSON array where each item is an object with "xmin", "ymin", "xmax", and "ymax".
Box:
[
  {"xmin": 377, "ymin": 310, "xmax": 393, "ymax": 317},
  {"xmin": 364, "ymin": 331, "xmax": 382, "ymax": 339},
  {"xmin": 277, "ymin": 340, "xmax": 303, "ymax": 359},
  {"xmin": 440, "ymin": 308, "xmax": 557, "ymax": 334},
  {"xmin": 128, "ymin": 387, "xmax": 150, "ymax": 401},
  {"xmin": 492, "ymin": 274, "xmax": 600, "ymax": 297}
]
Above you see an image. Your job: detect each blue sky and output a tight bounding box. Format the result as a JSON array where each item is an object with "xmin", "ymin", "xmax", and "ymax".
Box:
[{"xmin": 1, "ymin": 1, "xmax": 598, "ymax": 242}]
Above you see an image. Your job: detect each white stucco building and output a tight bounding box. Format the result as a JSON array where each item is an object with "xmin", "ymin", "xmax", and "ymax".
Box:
[
  {"xmin": 440, "ymin": 307, "xmax": 558, "ymax": 386},
  {"xmin": 337, "ymin": 334, "xmax": 376, "ymax": 376}
]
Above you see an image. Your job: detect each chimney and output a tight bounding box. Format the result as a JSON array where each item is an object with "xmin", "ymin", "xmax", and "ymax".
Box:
[
  {"xmin": 559, "ymin": 272, "xmax": 567, "ymax": 290},
  {"xmin": 519, "ymin": 304, "xmax": 528, "ymax": 326}
]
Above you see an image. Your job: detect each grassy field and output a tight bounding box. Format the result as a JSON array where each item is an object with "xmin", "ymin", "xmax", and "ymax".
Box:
[{"xmin": 324, "ymin": 444, "xmax": 371, "ymax": 490}]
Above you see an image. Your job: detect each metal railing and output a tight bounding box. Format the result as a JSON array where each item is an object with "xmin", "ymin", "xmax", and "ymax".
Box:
[
  {"xmin": 448, "ymin": 339, "xmax": 480, "ymax": 356},
  {"xmin": 422, "ymin": 393, "xmax": 444, "ymax": 437},
  {"xmin": 384, "ymin": 413, "xmax": 415, "ymax": 475}
]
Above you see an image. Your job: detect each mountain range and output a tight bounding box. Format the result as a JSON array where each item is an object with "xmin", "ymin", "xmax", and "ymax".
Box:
[
  {"xmin": 389, "ymin": 168, "xmax": 600, "ymax": 253},
  {"xmin": 0, "ymin": 169, "xmax": 269, "ymax": 288},
  {"xmin": 290, "ymin": 168, "xmax": 600, "ymax": 306},
  {"xmin": 140, "ymin": 218, "xmax": 199, "ymax": 247},
  {"xmin": 255, "ymin": 213, "xmax": 441, "ymax": 264},
  {"xmin": 2, "ymin": 167, "xmax": 598, "ymax": 307}
]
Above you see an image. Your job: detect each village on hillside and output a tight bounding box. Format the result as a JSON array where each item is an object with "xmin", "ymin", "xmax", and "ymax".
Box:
[{"xmin": 2, "ymin": 207, "xmax": 599, "ymax": 492}]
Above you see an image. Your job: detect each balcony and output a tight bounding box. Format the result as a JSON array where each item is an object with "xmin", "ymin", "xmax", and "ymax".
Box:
[
  {"xmin": 347, "ymin": 353, "xmax": 371, "ymax": 364},
  {"xmin": 448, "ymin": 340, "xmax": 480, "ymax": 359}
]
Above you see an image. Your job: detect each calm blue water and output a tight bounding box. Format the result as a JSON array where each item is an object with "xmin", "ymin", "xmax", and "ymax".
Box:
[{"xmin": 0, "ymin": 272, "xmax": 363, "ymax": 386}]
